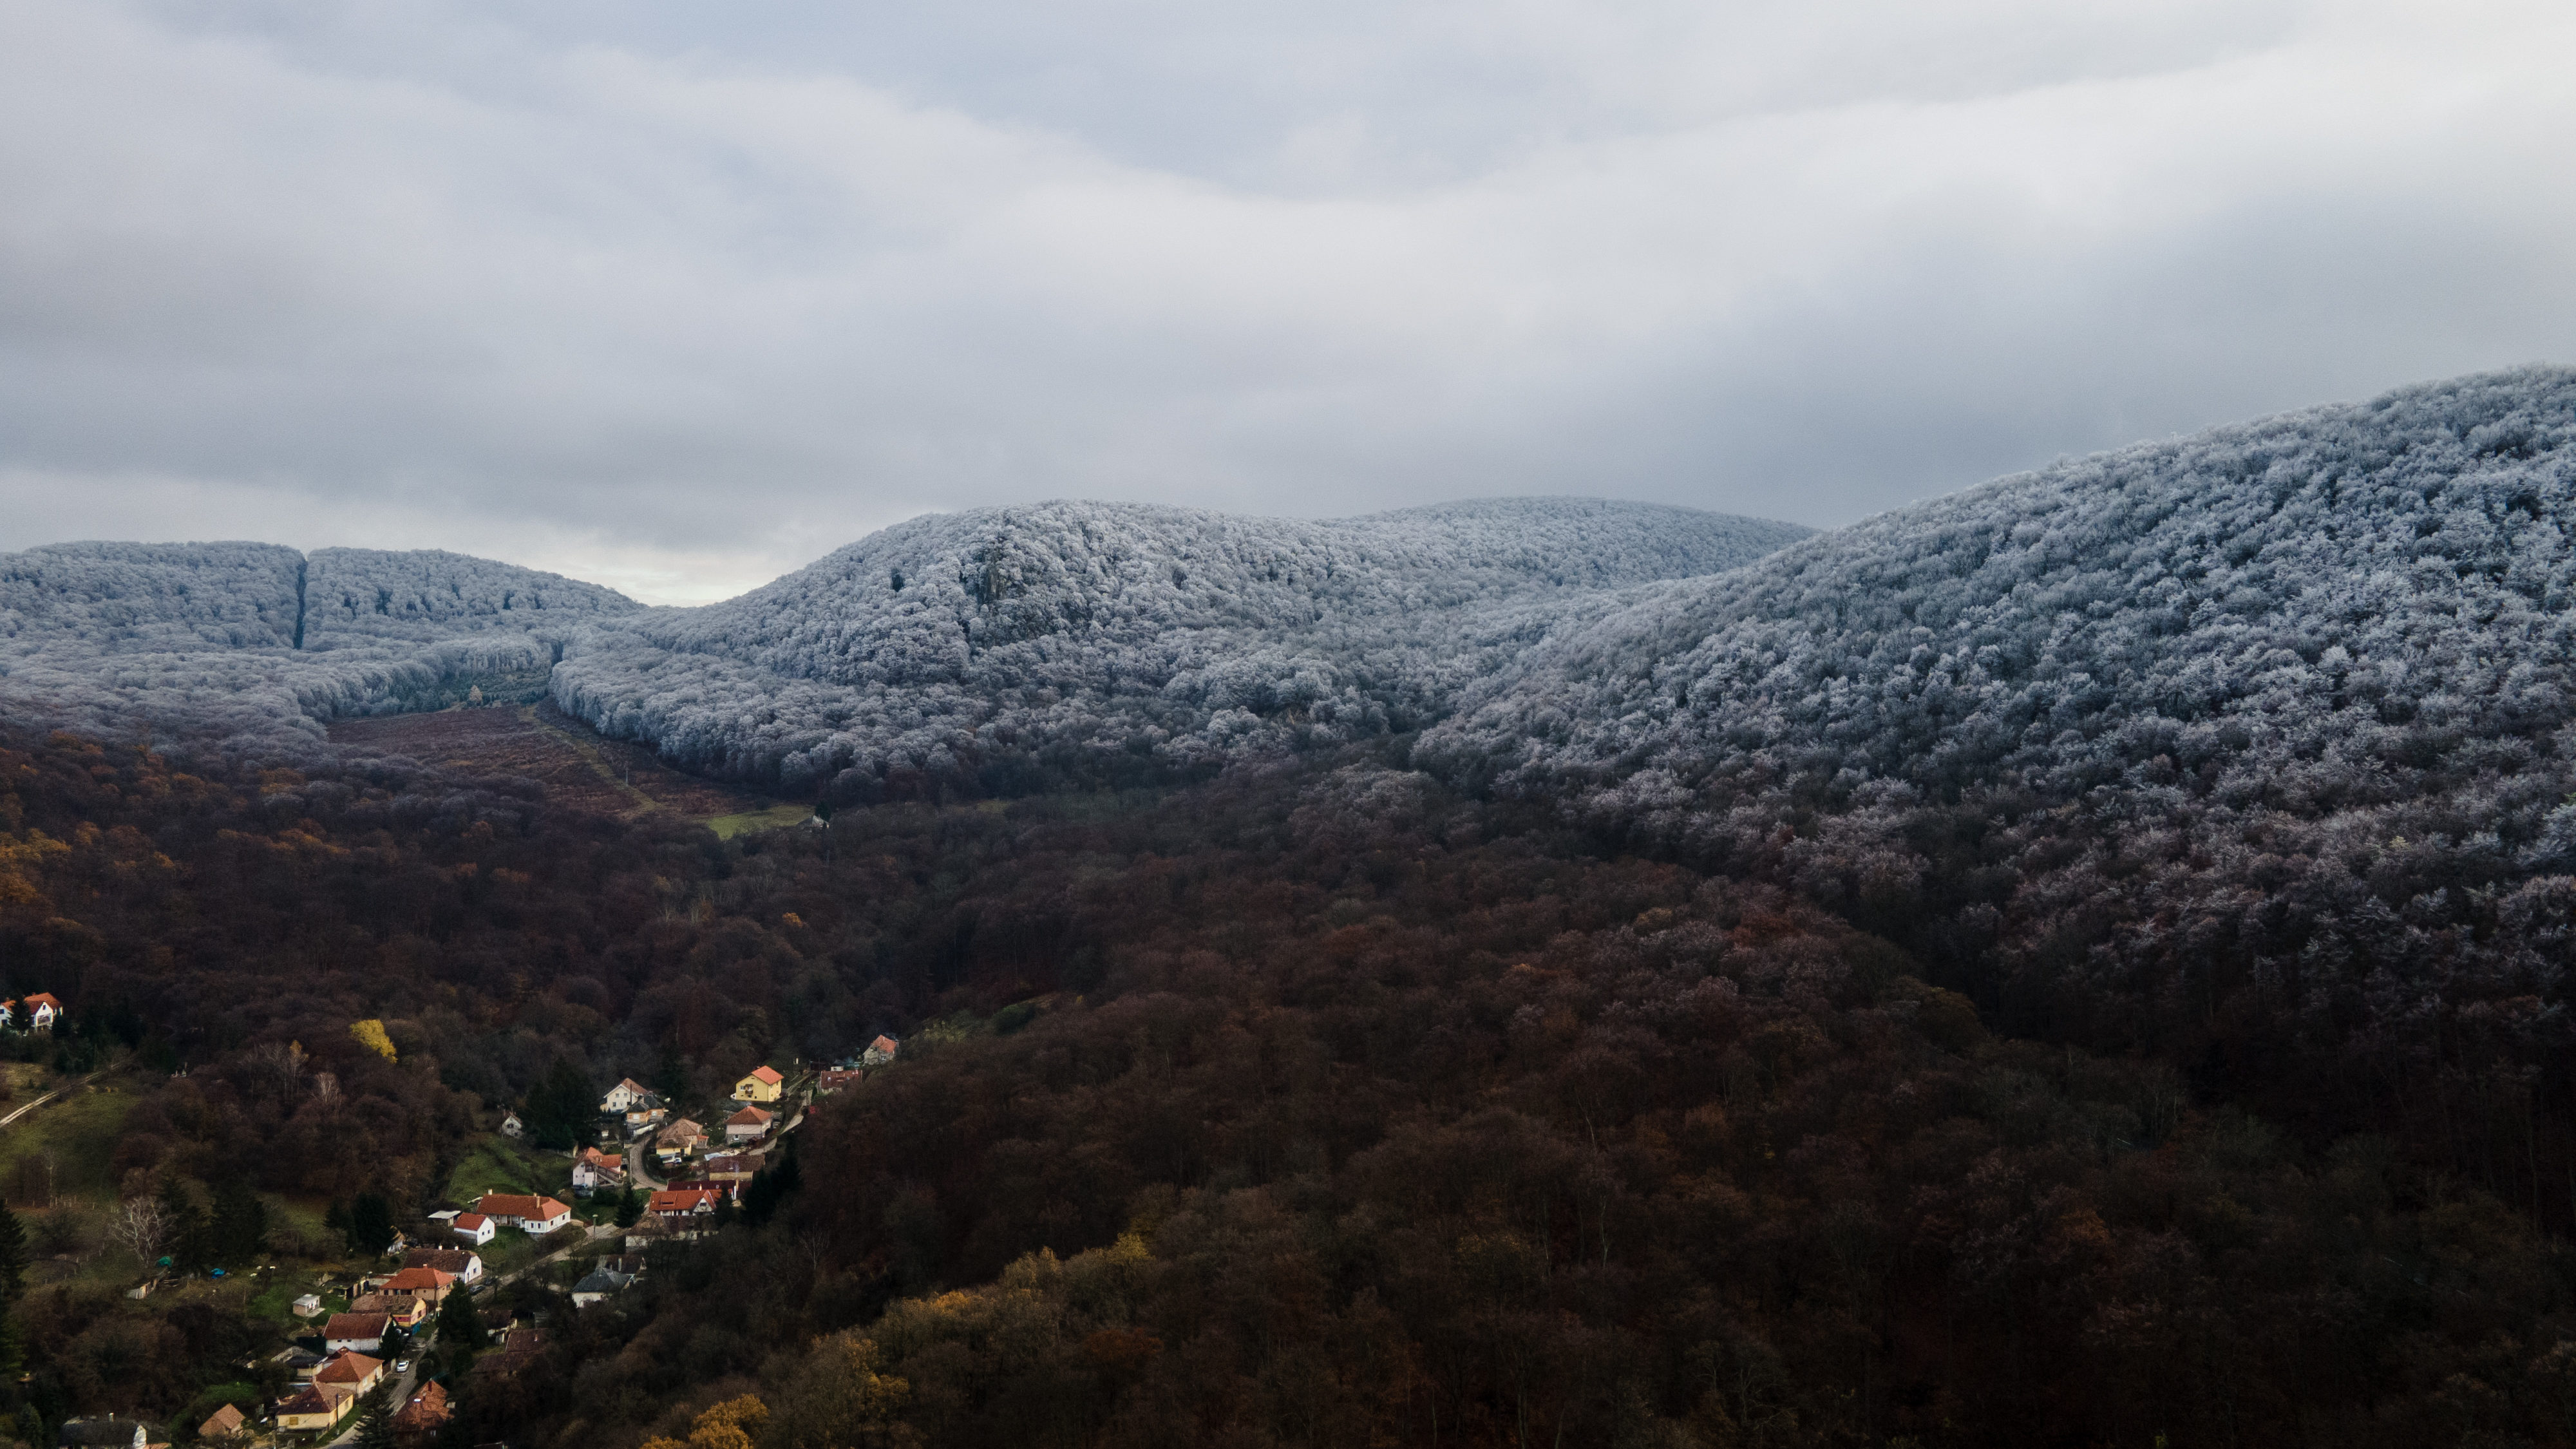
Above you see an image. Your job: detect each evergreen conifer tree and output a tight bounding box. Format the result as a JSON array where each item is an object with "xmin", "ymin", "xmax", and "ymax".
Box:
[
  {"xmin": 437, "ymin": 1278, "xmax": 489, "ymax": 1350},
  {"xmin": 352, "ymin": 1384, "xmax": 399, "ymax": 1449},
  {"xmin": 350, "ymin": 1193, "xmax": 395, "ymax": 1255},
  {"xmin": 156, "ymin": 1177, "xmax": 209, "ymax": 1272},
  {"xmin": 210, "ymin": 1177, "xmax": 269, "ymax": 1265}
]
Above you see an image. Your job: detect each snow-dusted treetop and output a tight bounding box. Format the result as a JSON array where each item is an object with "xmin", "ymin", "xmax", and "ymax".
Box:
[
  {"xmin": 0, "ymin": 500, "xmax": 1810, "ymax": 777},
  {"xmin": 549, "ymin": 498, "xmax": 1811, "ymax": 788}
]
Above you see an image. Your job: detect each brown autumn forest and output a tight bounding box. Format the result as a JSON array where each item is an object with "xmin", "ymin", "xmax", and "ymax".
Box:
[{"xmin": 3, "ymin": 717, "xmax": 2576, "ymax": 1449}]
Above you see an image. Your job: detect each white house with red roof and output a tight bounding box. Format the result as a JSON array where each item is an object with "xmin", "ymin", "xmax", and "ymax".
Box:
[
  {"xmin": 3, "ymin": 993, "xmax": 62, "ymax": 1032},
  {"xmin": 861, "ymin": 1034, "xmax": 900, "ymax": 1067},
  {"xmin": 648, "ymin": 1187, "xmax": 723, "ymax": 1224},
  {"xmin": 600, "ymin": 1077, "xmax": 662, "ymax": 1115},
  {"xmin": 450, "ymin": 1213, "xmax": 497, "ymax": 1245},
  {"xmin": 571, "ymin": 1147, "xmax": 626, "ymax": 1196},
  {"xmin": 471, "ymin": 1193, "xmax": 574, "ymax": 1235},
  {"xmin": 723, "ymin": 1104, "xmax": 774, "ymax": 1144}
]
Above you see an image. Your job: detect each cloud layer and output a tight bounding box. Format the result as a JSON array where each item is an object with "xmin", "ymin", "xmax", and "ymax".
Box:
[{"xmin": 4, "ymin": 0, "xmax": 2570, "ymax": 601}]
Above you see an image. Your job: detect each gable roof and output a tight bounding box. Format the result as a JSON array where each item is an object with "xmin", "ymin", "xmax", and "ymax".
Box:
[
  {"xmin": 473, "ymin": 1192, "xmax": 569, "ymax": 1220},
  {"xmin": 743, "ymin": 1065, "xmax": 784, "ymax": 1086},
  {"xmin": 392, "ymin": 1379, "xmax": 451, "ymax": 1429},
  {"xmin": 315, "ymin": 1350, "xmax": 384, "ymax": 1384},
  {"xmin": 21, "ymin": 993, "xmax": 61, "ymax": 1012},
  {"xmin": 403, "ymin": 1248, "xmax": 482, "ymax": 1273},
  {"xmin": 869, "ymin": 1033, "xmax": 899, "ymax": 1052},
  {"xmin": 453, "ymin": 1213, "xmax": 491, "ymax": 1229},
  {"xmin": 200, "ymin": 1403, "xmax": 246, "ymax": 1436},
  {"xmin": 724, "ymin": 1104, "xmax": 772, "ymax": 1126},
  {"xmin": 322, "ymin": 1312, "xmax": 390, "ymax": 1339},
  {"xmin": 648, "ymin": 1187, "xmax": 721, "ymax": 1213},
  {"xmin": 383, "ymin": 1267, "xmax": 456, "ymax": 1291}
]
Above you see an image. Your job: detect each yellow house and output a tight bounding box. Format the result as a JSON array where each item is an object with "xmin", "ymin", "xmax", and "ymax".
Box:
[
  {"xmin": 732, "ymin": 1065, "xmax": 785, "ymax": 1104},
  {"xmin": 277, "ymin": 1383, "xmax": 359, "ymax": 1432}
]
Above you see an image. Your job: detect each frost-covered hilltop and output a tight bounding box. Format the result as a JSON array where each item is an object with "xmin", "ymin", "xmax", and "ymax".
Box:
[
  {"xmin": 0, "ymin": 544, "xmax": 641, "ymax": 744},
  {"xmin": 551, "ymin": 498, "xmax": 1811, "ymax": 790},
  {"xmin": 0, "ymin": 500, "xmax": 1806, "ymax": 768},
  {"xmin": 1419, "ymin": 366, "xmax": 2576, "ymax": 1066}
]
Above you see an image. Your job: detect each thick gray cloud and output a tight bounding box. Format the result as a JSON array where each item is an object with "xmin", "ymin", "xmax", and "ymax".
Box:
[{"xmin": 3, "ymin": 0, "xmax": 2569, "ymax": 601}]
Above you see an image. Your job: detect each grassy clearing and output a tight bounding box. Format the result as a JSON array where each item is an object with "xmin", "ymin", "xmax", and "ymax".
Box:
[
  {"xmin": 705, "ymin": 802, "xmax": 811, "ymax": 840},
  {"xmin": 0, "ymin": 1075, "xmax": 137, "ymax": 1206},
  {"xmin": 442, "ymin": 1134, "xmax": 571, "ymax": 1207}
]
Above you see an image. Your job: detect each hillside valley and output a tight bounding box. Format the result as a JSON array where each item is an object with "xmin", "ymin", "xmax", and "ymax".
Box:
[{"xmin": 4, "ymin": 368, "xmax": 2576, "ymax": 1448}]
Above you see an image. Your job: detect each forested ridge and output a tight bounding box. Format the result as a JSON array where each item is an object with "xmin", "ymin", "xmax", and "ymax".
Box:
[
  {"xmin": 6, "ymin": 368, "xmax": 2576, "ymax": 1446},
  {"xmin": 6, "ymin": 728, "xmax": 2576, "ymax": 1447},
  {"xmin": 0, "ymin": 500, "xmax": 1809, "ymax": 782}
]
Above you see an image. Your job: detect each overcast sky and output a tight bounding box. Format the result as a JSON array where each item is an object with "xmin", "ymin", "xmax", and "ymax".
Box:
[{"xmin": 3, "ymin": 0, "xmax": 2570, "ymax": 603}]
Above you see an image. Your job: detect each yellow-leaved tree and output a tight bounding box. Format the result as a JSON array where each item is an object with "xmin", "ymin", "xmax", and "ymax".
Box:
[
  {"xmin": 640, "ymin": 1396, "xmax": 772, "ymax": 1449},
  {"xmin": 348, "ymin": 1019, "xmax": 396, "ymax": 1061}
]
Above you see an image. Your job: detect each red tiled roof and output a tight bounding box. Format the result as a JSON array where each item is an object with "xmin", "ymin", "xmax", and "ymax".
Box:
[
  {"xmin": 453, "ymin": 1213, "xmax": 490, "ymax": 1229},
  {"xmin": 745, "ymin": 1065, "xmax": 784, "ymax": 1085},
  {"xmin": 474, "ymin": 1193, "xmax": 570, "ymax": 1220},
  {"xmin": 322, "ymin": 1312, "xmax": 390, "ymax": 1340},
  {"xmin": 383, "ymin": 1267, "xmax": 455, "ymax": 1291},
  {"xmin": 724, "ymin": 1104, "xmax": 772, "ymax": 1126},
  {"xmin": 315, "ymin": 1350, "xmax": 383, "ymax": 1384},
  {"xmin": 648, "ymin": 1187, "xmax": 721, "ymax": 1213}
]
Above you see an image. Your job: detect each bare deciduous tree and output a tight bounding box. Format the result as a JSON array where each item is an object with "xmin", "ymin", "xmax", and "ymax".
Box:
[{"xmin": 109, "ymin": 1195, "xmax": 171, "ymax": 1271}]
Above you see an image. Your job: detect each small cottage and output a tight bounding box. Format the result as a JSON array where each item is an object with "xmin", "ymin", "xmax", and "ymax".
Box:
[{"xmin": 723, "ymin": 1104, "xmax": 774, "ymax": 1144}]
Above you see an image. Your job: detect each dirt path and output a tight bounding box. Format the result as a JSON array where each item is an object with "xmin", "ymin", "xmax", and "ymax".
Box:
[{"xmin": 0, "ymin": 1071, "xmax": 100, "ymax": 1130}]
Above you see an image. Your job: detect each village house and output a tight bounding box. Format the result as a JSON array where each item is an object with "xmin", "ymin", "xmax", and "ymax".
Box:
[
  {"xmin": 53, "ymin": 1421, "xmax": 149, "ymax": 1449},
  {"xmin": 861, "ymin": 1033, "xmax": 900, "ymax": 1067},
  {"xmin": 815, "ymin": 1067, "xmax": 864, "ymax": 1094},
  {"xmin": 3, "ymin": 992, "xmax": 64, "ymax": 1034},
  {"xmin": 499, "ymin": 1111, "xmax": 525, "ymax": 1139},
  {"xmin": 382, "ymin": 1265, "xmax": 460, "ymax": 1305},
  {"xmin": 314, "ymin": 1350, "xmax": 388, "ymax": 1396},
  {"xmin": 571, "ymin": 1265, "xmax": 638, "ymax": 1307},
  {"xmin": 470, "ymin": 1192, "xmax": 574, "ymax": 1235},
  {"xmin": 391, "ymin": 1379, "xmax": 452, "ymax": 1443},
  {"xmin": 600, "ymin": 1077, "xmax": 658, "ymax": 1114},
  {"xmin": 277, "ymin": 1385, "xmax": 355, "ymax": 1434},
  {"xmin": 699, "ymin": 1150, "xmax": 762, "ymax": 1184},
  {"xmin": 346, "ymin": 1292, "xmax": 428, "ymax": 1328},
  {"xmin": 654, "ymin": 1117, "xmax": 707, "ymax": 1166},
  {"xmin": 623, "ymin": 1101, "xmax": 670, "ymax": 1134},
  {"xmin": 292, "ymin": 1292, "xmax": 324, "ymax": 1318},
  {"xmin": 723, "ymin": 1104, "xmax": 774, "ymax": 1144},
  {"xmin": 196, "ymin": 1404, "xmax": 246, "ymax": 1442},
  {"xmin": 450, "ymin": 1212, "xmax": 497, "ymax": 1245},
  {"xmin": 473, "ymin": 1326, "xmax": 545, "ymax": 1383},
  {"xmin": 733, "ymin": 1064, "xmax": 786, "ymax": 1104},
  {"xmin": 402, "ymin": 1246, "xmax": 484, "ymax": 1284},
  {"xmin": 648, "ymin": 1186, "xmax": 723, "ymax": 1226},
  {"xmin": 571, "ymin": 1146, "xmax": 626, "ymax": 1196},
  {"xmin": 323, "ymin": 1311, "xmax": 393, "ymax": 1353}
]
